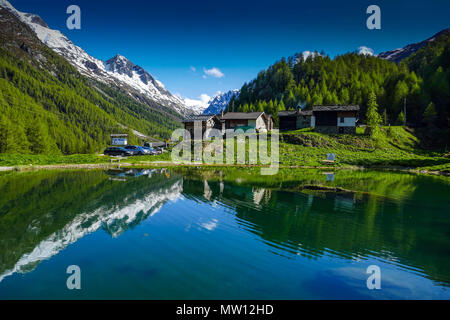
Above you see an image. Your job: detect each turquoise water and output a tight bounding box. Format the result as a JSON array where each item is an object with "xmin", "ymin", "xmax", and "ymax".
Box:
[{"xmin": 0, "ymin": 168, "xmax": 449, "ymax": 299}]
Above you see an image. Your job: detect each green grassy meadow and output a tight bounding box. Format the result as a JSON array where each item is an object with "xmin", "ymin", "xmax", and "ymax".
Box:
[{"xmin": 1, "ymin": 126, "xmax": 449, "ymax": 174}]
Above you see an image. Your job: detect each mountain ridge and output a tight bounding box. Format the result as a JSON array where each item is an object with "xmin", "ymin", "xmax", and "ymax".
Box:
[
  {"xmin": 0, "ymin": 0, "xmax": 192, "ymax": 116},
  {"xmin": 202, "ymin": 89, "xmax": 240, "ymax": 115},
  {"xmin": 0, "ymin": 3, "xmax": 181, "ymax": 154},
  {"xmin": 378, "ymin": 28, "xmax": 450, "ymax": 62}
]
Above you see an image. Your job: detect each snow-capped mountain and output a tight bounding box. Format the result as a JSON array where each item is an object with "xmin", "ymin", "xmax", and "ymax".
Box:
[
  {"xmin": 357, "ymin": 46, "xmax": 374, "ymax": 56},
  {"xmin": 0, "ymin": 0, "xmax": 191, "ymax": 116},
  {"xmin": 202, "ymin": 89, "xmax": 240, "ymax": 115},
  {"xmin": 378, "ymin": 29, "xmax": 450, "ymax": 62}
]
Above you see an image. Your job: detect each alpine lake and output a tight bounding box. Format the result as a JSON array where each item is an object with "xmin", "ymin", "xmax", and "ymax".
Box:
[{"xmin": 0, "ymin": 167, "xmax": 449, "ymax": 299}]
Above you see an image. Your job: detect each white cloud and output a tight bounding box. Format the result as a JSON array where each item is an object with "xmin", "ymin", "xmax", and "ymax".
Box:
[
  {"xmin": 203, "ymin": 67, "xmax": 224, "ymax": 78},
  {"xmin": 183, "ymin": 93, "xmax": 211, "ymax": 113},
  {"xmin": 358, "ymin": 46, "xmax": 374, "ymax": 56},
  {"xmin": 200, "ymin": 219, "xmax": 218, "ymax": 231},
  {"xmin": 190, "ymin": 66, "xmax": 196, "ymax": 72}
]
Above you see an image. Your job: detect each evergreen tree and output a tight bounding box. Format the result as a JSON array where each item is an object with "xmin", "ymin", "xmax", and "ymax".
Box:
[
  {"xmin": 396, "ymin": 111, "xmax": 406, "ymax": 125},
  {"xmin": 366, "ymin": 91, "xmax": 382, "ymax": 136},
  {"xmin": 382, "ymin": 108, "xmax": 388, "ymax": 126},
  {"xmin": 26, "ymin": 119, "xmax": 50, "ymax": 154},
  {"xmin": 423, "ymin": 102, "xmax": 437, "ymax": 126}
]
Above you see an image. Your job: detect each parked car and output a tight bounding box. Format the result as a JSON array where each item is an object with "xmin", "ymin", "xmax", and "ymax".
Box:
[
  {"xmin": 123, "ymin": 145, "xmax": 149, "ymax": 155},
  {"xmin": 103, "ymin": 147, "xmax": 133, "ymax": 157},
  {"xmin": 142, "ymin": 146, "xmax": 158, "ymax": 155}
]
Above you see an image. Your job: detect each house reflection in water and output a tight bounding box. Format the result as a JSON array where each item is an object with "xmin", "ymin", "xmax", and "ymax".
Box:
[{"xmin": 197, "ymin": 178, "xmax": 273, "ymax": 206}]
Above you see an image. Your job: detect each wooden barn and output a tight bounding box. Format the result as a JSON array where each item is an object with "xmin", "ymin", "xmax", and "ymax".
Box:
[
  {"xmin": 312, "ymin": 105, "xmax": 359, "ymax": 134},
  {"xmin": 278, "ymin": 109, "xmax": 313, "ymax": 131},
  {"xmin": 182, "ymin": 115, "xmax": 222, "ymax": 139},
  {"xmin": 220, "ymin": 112, "xmax": 273, "ymax": 133}
]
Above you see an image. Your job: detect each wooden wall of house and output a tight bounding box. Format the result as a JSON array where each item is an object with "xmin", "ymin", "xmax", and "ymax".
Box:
[
  {"xmin": 225, "ymin": 119, "xmax": 248, "ymax": 129},
  {"xmin": 279, "ymin": 116, "xmax": 297, "ymax": 130},
  {"xmin": 315, "ymin": 111, "xmax": 337, "ymax": 126}
]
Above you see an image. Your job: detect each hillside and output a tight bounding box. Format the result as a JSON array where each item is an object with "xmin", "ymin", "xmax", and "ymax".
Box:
[
  {"xmin": 0, "ymin": 6, "xmax": 181, "ymax": 155},
  {"xmin": 229, "ymin": 53, "xmax": 421, "ymax": 123},
  {"xmin": 278, "ymin": 127, "xmax": 449, "ymax": 172},
  {"xmin": 228, "ymin": 30, "xmax": 449, "ymax": 147},
  {"xmin": 1, "ymin": 126, "xmax": 448, "ymax": 174},
  {"xmin": 402, "ymin": 29, "xmax": 450, "ymax": 131},
  {"xmin": 378, "ymin": 29, "xmax": 450, "ymax": 63}
]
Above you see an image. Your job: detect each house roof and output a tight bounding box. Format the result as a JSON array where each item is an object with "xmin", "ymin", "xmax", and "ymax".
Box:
[
  {"xmin": 221, "ymin": 112, "xmax": 265, "ymax": 120},
  {"xmin": 300, "ymin": 110, "xmax": 313, "ymax": 116},
  {"xmin": 278, "ymin": 110, "xmax": 297, "ymax": 117},
  {"xmin": 181, "ymin": 115, "xmax": 218, "ymax": 123},
  {"xmin": 278, "ymin": 110, "xmax": 313, "ymax": 117},
  {"xmin": 312, "ymin": 105, "xmax": 360, "ymax": 112}
]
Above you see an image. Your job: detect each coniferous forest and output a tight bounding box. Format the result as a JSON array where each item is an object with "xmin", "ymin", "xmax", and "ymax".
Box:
[
  {"xmin": 0, "ymin": 47, "xmax": 182, "ymax": 155},
  {"xmin": 0, "ymin": 4, "xmax": 182, "ymax": 155},
  {"xmin": 1, "ymin": 0, "xmax": 449, "ymax": 155},
  {"xmin": 227, "ymin": 31, "xmax": 449, "ymax": 146}
]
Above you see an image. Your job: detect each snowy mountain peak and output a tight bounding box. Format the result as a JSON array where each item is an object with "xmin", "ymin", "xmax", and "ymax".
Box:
[
  {"xmin": 0, "ymin": 0, "xmax": 191, "ymax": 116},
  {"xmin": 202, "ymin": 89, "xmax": 240, "ymax": 115},
  {"xmin": 358, "ymin": 46, "xmax": 374, "ymax": 56},
  {"xmin": 105, "ymin": 54, "xmax": 135, "ymax": 76}
]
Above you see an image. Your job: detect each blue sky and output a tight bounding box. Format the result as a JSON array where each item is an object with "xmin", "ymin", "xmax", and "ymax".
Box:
[{"xmin": 9, "ymin": 0, "xmax": 450, "ymax": 104}]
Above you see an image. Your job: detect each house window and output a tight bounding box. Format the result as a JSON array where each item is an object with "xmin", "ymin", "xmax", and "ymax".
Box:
[{"xmin": 340, "ymin": 117, "xmax": 345, "ymax": 123}]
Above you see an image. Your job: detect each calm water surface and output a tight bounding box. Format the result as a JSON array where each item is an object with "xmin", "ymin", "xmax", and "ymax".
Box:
[{"xmin": 0, "ymin": 168, "xmax": 449, "ymax": 299}]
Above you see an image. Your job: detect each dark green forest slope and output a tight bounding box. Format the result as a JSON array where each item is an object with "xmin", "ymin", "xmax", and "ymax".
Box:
[
  {"xmin": 228, "ymin": 30, "xmax": 449, "ymax": 146},
  {"xmin": 0, "ymin": 7, "xmax": 180, "ymax": 155}
]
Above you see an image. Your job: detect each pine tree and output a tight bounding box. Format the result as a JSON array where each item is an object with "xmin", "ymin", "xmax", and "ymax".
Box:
[
  {"xmin": 26, "ymin": 119, "xmax": 50, "ymax": 154},
  {"xmin": 286, "ymin": 90, "xmax": 296, "ymax": 109},
  {"xmin": 396, "ymin": 111, "xmax": 406, "ymax": 125},
  {"xmin": 366, "ymin": 91, "xmax": 382, "ymax": 136},
  {"xmin": 423, "ymin": 102, "xmax": 437, "ymax": 126},
  {"xmin": 382, "ymin": 108, "xmax": 388, "ymax": 125},
  {"xmin": 0, "ymin": 115, "xmax": 9, "ymax": 153}
]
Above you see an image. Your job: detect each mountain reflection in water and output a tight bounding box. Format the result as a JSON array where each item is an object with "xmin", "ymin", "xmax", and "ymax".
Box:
[{"xmin": 0, "ymin": 168, "xmax": 448, "ymax": 299}]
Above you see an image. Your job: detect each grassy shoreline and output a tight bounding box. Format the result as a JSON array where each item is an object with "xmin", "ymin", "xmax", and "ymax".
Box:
[
  {"xmin": 1, "ymin": 161, "xmax": 449, "ymax": 177},
  {"xmin": 1, "ymin": 127, "xmax": 449, "ymax": 175}
]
